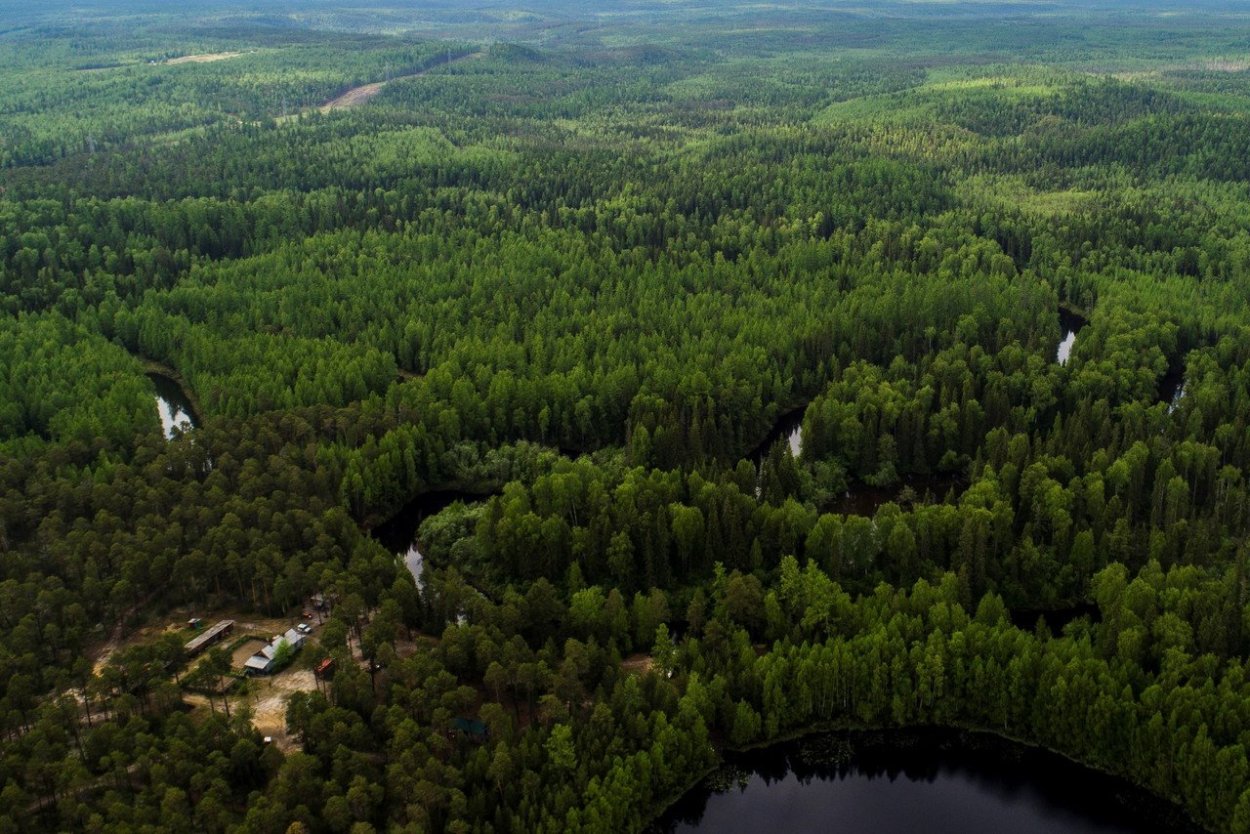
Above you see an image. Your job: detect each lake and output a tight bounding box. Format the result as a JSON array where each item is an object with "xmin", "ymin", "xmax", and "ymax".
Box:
[{"xmin": 654, "ymin": 729, "xmax": 1195, "ymax": 834}]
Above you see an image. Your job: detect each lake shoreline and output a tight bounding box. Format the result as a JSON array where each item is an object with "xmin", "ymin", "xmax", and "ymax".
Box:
[{"xmin": 645, "ymin": 720, "xmax": 1205, "ymax": 833}]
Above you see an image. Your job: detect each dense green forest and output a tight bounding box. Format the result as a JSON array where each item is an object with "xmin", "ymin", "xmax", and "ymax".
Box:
[{"xmin": 5, "ymin": 0, "xmax": 1250, "ymax": 831}]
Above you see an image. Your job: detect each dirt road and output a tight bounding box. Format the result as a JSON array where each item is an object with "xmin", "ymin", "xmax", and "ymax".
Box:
[{"xmin": 318, "ymin": 50, "xmax": 481, "ymax": 114}]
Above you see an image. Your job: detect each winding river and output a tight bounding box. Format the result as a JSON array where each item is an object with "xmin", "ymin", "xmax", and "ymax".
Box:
[
  {"xmin": 751, "ymin": 407, "xmax": 804, "ymax": 465},
  {"xmin": 654, "ymin": 729, "xmax": 1195, "ymax": 834},
  {"xmin": 148, "ymin": 371, "xmax": 198, "ymax": 439},
  {"xmin": 1057, "ymin": 307, "xmax": 1087, "ymax": 366},
  {"xmin": 826, "ymin": 472, "xmax": 964, "ymax": 517},
  {"xmin": 1160, "ymin": 363, "xmax": 1187, "ymax": 414},
  {"xmin": 1009, "ymin": 600, "xmax": 1100, "ymax": 633},
  {"xmin": 372, "ymin": 490, "xmax": 488, "ymax": 589}
]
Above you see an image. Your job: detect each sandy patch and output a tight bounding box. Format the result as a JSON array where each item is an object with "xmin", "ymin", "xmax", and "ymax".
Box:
[
  {"xmin": 92, "ymin": 620, "xmax": 183, "ymax": 676},
  {"xmin": 248, "ymin": 668, "xmax": 320, "ymax": 752},
  {"xmin": 167, "ymin": 52, "xmax": 241, "ymax": 65},
  {"xmin": 236, "ymin": 615, "xmax": 307, "ymax": 637}
]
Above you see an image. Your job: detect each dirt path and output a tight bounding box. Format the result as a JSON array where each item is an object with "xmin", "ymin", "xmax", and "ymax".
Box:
[
  {"xmin": 318, "ymin": 50, "xmax": 481, "ymax": 114},
  {"xmin": 91, "ymin": 590, "xmax": 165, "ymax": 675}
]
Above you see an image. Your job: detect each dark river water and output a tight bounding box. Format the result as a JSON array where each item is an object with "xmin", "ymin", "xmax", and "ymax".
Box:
[
  {"xmin": 749, "ymin": 404, "xmax": 965, "ymax": 517},
  {"xmin": 148, "ymin": 372, "xmax": 198, "ymax": 439},
  {"xmin": 1009, "ymin": 600, "xmax": 1100, "ymax": 633},
  {"xmin": 753, "ymin": 306, "xmax": 1089, "ymax": 464},
  {"xmin": 372, "ymin": 490, "xmax": 487, "ymax": 589},
  {"xmin": 1159, "ymin": 362, "xmax": 1186, "ymax": 413},
  {"xmin": 1055, "ymin": 307, "xmax": 1189, "ymax": 411},
  {"xmin": 825, "ymin": 472, "xmax": 964, "ymax": 517},
  {"xmin": 654, "ymin": 730, "xmax": 1195, "ymax": 834},
  {"xmin": 1057, "ymin": 307, "xmax": 1087, "ymax": 366},
  {"xmin": 751, "ymin": 406, "xmax": 804, "ymax": 464}
]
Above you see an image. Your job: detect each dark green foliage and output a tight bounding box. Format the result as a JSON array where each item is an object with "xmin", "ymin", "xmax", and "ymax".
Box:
[{"xmin": 5, "ymin": 2, "xmax": 1250, "ymax": 832}]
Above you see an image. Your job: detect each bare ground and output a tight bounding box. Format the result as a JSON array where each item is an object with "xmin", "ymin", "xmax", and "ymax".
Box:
[
  {"xmin": 235, "ymin": 615, "xmax": 303, "ymax": 638},
  {"xmin": 231, "ymin": 638, "xmax": 269, "ymax": 670},
  {"xmin": 318, "ymin": 51, "xmax": 481, "ymax": 114},
  {"xmin": 183, "ymin": 666, "xmax": 320, "ymax": 752},
  {"xmin": 248, "ymin": 669, "xmax": 319, "ymax": 751},
  {"xmin": 91, "ymin": 620, "xmax": 178, "ymax": 676},
  {"xmin": 621, "ymin": 653, "xmax": 654, "ymax": 676},
  {"xmin": 166, "ymin": 52, "xmax": 241, "ymax": 65},
  {"xmin": 320, "ymin": 81, "xmax": 388, "ymax": 113}
]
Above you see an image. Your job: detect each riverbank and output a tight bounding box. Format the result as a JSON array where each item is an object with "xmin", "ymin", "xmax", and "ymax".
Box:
[
  {"xmin": 744, "ymin": 401, "xmax": 808, "ymax": 462},
  {"xmin": 1058, "ymin": 299, "xmax": 1092, "ymax": 320},
  {"xmin": 357, "ymin": 480, "xmax": 497, "ymax": 532}
]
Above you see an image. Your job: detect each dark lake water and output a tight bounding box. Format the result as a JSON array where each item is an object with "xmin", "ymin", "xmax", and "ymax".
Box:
[
  {"xmin": 655, "ymin": 730, "xmax": 1194, "ymax": 834},
  {"xmin": 1057, "ymin": 307, "xmax": 1087, "ymax": 366},
  {"xmin": 148, "ymin": 372, "xmax": 198, "ymax": 439}
]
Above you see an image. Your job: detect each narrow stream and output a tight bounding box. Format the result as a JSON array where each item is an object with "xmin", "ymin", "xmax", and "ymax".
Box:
[
  {"xmin": 1158, "ymin": 361, "xmax": 1187, "ymax": 414},
  {"xmin": 1167, "ymin": 382, "xmax": 1186, "ymax": 414}
]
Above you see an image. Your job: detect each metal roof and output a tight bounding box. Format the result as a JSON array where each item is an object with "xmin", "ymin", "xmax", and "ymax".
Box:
[{"xmin": 184, "ymin": 619, "xmax": 235, "ymax": 654}]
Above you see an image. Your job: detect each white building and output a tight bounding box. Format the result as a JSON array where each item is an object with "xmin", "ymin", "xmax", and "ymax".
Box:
[{"xmin": 243, "ymin": 628, "xmax": 306, "ymax": 675}]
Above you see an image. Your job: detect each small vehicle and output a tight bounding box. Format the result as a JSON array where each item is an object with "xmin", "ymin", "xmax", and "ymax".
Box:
[{"xmin": 297, "ymin": 623, "xmax": 313, "ymax": 635}]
